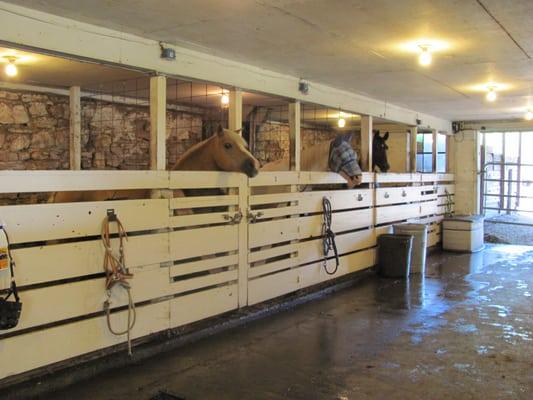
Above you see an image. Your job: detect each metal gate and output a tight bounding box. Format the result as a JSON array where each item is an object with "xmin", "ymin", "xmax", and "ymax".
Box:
[{"xmin": 481, "ymin": 131, "xmax": 533, "ymax": 220}]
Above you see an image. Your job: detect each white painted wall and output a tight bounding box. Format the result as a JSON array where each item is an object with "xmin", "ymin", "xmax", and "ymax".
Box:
[{"xmin": 453, "ymin": 130, "xmax": 480, "ymax": 215}]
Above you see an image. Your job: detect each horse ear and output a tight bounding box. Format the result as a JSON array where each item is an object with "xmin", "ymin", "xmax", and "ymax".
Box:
[
  {"xmin": 234, "ymin": 128, "xmax": 242, "ymax": 134},
  {"xmin": 342, "ymin": 132, "xmax": 353, "ymax": 143},
  {"xmin": 216, "ymin": 124, "xmax": 224, "ymax": 137},
  {"xmin": 383, "ymin": 131, "xmax": 389, "ymax": 140},
  {"xmin": 373, "ymin": 129, "xmax": 380, "ymax": 137}
]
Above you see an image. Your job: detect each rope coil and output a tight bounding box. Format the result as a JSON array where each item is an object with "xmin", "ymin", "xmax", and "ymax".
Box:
[
  {"xmin": 101, "ymin": 210, "xmax": 136, "ymax": 355},
  {"xmin": 321, "ymin": 197, "xmax": 339, "ymax": 275}
]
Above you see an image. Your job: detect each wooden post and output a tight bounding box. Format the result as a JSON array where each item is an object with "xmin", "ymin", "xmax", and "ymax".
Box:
[
  {"xmin": 150, "ymin": 75, "xmax": 166, "ymax": 170},
  {"xmin": 228, "ymin": 88, "xmax": 242, "ymax": 132},
  {"xmin": 289, "ymin": 101, "xmax": 301, "ymax": 171},
  {"xmin": 432, "ymin": 129, "xmax": 438, "ymax": 173},
  {"xmin": 69, "ymin": 86, "xmax": 81, "ymax": 170},
  {"xmin": 360, "ymin": 115, "xmax": 373, "ymax": 172},
  {"xmin": 409, "ymin": 126, "xmax": 417, "ymax": 173},
  {"xmin": 237, "ymin": 180, "xmax": 249, "ymax": 307}
]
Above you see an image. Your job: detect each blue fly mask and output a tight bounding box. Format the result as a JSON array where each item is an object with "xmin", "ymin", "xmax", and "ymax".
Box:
[{"xmin": 328, "ymin": 133, "xmax": 362, "ymax": 181}]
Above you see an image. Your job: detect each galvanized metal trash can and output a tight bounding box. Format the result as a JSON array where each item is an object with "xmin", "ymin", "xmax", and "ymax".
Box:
[
  {"xmin": 442, "ymin": 215, "xmax": 484, "ymax": 252},
  {"xmin": 393, "ymin": 223, "xmax": 428, "ymax": 274},
  {"xmin": 377, "ymin": 234, "xmax": 413, "ymax": 278}
]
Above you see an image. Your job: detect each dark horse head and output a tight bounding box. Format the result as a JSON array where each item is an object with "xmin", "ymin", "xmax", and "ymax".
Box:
[{"xmin": 373, "ymin": 130, "xmax": 390, "ymax": 172}]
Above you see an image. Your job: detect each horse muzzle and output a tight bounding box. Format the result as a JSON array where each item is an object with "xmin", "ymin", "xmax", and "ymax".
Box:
[{"xmin": 243, "ymin": 158, "xmax": 259, "ymax": 178}]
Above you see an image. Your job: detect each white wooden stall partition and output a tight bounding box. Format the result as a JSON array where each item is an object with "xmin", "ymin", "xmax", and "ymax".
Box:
[
  {"xmin": 247, "ymin": 171, "xmax": 376, "ymax": 305},
  {"xmin": 0, "ymin": 170, "xmax": 454, "ymax": 382}
]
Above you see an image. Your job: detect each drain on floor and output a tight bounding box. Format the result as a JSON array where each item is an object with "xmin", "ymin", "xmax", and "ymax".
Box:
[{"xmin": 150, "ymin": 391, "xmax": 186, "ymax": 400}]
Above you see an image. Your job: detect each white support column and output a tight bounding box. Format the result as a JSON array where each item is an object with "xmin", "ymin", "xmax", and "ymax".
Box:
[
  {"xmin": 289, "ymin": 101, "xmax": 301, "ymax": 171},
  {"xmin": 150, "ymin": 75, "xmax": 166, "ymax": 170},
  {"xmin": 446, "ymin": 134, "xmax": 454, "ymax": 173},
  {"xmin": 360, "ymin": 115, "xmax": 373, "ymax": 172},
  {"xmin": 69, "ymin": 86, "xmax": 81, "ymax": 170},
  {"xmin": 409, "ymin": 126, "xmax": 418, "ymax": 173},
  {"xmin": 228, "ymin": 88, "xmax": 242, "ymax": 132}
]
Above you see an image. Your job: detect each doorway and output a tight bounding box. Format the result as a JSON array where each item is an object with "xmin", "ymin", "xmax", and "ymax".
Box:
[{"xmin": 481, "ymin": 131, "xmax": 533, "ymax": 245}]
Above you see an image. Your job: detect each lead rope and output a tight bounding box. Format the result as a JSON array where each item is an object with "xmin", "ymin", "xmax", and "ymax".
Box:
[
  {"xmin": 321, "ymin": 197, "xmax": 339, "ymax": 275},
  {"xmin": 101, "ymin": 210, "xmax": 136, "ymax": 356},
  {"xmin": 445, "ymin": 188, "xmax": 453, "ymax": 216}
]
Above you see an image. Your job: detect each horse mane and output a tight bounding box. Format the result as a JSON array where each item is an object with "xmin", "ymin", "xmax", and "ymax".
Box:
[{"xmin": 173, "ymin": 135, "xmax": 217, "ymax": 171}]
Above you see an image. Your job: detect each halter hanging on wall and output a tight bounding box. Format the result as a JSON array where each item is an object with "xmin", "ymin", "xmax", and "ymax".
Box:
[
  {"xmin": 0, "ymin": 225, "xmax": 22, "ymax": 330},
  {"xmin": 101, "ymin": 209, "xmax": 136, "ymax": 355},
  {"xmin": 321, "ymin": 197, "xmax": 340, "ymax": 275}
]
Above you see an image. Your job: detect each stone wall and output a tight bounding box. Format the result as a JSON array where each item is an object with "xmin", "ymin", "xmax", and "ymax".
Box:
[
  {"xmin": 0, "ymin": 91, "xmax": 70, "ymax": 170},
  {"xmin": 0, "ymin": 88, "xmax": 359, "ymax": 173},
  {"xmin": 0, "ymin": 89, "xmax": 203, "ymax": 171},
  {"xmin": 81, "ymin": 100, "xmax": 202, "ymax": 170}
]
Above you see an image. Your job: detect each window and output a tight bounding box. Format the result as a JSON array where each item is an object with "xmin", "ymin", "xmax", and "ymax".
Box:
[
  {"xmin": 416, "ymin": 132, "xmax": 447, "ymax": 173},
  {"xmin": 416, "ymin": 133, "xmax": 433, "ymax": 172}
]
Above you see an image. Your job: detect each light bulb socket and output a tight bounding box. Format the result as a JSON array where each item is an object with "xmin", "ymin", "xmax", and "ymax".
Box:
[
  {"xmin": 4, "ymin": 58, "xmax": 17, "ymax": 77},
  {"xmin": 486, "ymin": 88, "xmax": 497, "ymax": 102}
]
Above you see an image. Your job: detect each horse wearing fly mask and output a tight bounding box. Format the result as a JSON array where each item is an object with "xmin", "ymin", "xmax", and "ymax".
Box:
[{"xmin": 260, "ymin": 132, "xmax": 363, "ymax": 189}]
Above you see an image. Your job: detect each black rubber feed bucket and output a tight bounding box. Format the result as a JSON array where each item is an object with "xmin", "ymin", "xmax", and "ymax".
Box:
[{"xmin": 377, "ymin": 234, "xmax": 413, "ymax": 278}]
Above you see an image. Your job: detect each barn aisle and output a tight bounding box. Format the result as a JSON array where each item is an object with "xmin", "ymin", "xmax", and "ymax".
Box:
[{"xmin": 37, "ymin": 245, "xmax": 532, "ymax": 400}]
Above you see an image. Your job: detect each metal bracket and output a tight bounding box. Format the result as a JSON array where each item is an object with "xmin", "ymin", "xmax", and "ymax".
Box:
[
  {"xmin": 223, "ymin": 210, "xmax": 243, "ymax": 225},
  {"xmin": 247, "ymin": 211, "xmax": 264, "ymax": 223},
  {"xmin": 106, "ymin": 209, "xmax": 117, "ymax": 221}
]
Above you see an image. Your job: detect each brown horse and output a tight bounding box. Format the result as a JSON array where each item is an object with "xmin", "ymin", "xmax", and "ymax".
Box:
[{"xmin": 49, "ymin": 126, "xmax": 260, "ymax": 203}]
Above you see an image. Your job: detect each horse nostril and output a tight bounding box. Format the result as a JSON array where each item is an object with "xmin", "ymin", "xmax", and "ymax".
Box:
[{"xmin": 243, "ymin": 158, "xmax": 258, "ymax": 177}]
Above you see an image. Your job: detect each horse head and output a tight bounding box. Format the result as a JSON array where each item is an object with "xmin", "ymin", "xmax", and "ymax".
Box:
[
  {"xmin": 212, "ymin": 125, "xmax": 260, "ymax": 178},
  {"xmin": 328, "ymin": 132, "xmax": 363, "ymax": 188},
  {"xmin": 373, "ymin": 130, "xmax": 390, "ymax": 172}
]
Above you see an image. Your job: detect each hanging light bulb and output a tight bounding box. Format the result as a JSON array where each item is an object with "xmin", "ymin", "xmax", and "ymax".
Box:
[
  {"xmin": 220, "ymin": 92, "xmax": 229, "ymax": 106},
  {"xmin": 337, "ymin": 116, "xmax": 346, "ymax": 128},
  {"xmin": 486, "ymin": 87, "xmax": 497, "ymax": 102},
  {"xmin": 4, "ymin": 57, "xmax": 17, "ymax": 77},
  {"xmin": 525, "ymin": 109, "xmax": 533, "ymax": 121},
  {"xmin": 418, "ymin": 45, "xmax": 432, "ymax": 67}
]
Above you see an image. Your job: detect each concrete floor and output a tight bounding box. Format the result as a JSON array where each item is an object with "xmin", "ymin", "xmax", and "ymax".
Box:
[
  {"xmin": 40, "ymin": 245, "xmax": 532, "ymax": 400},
  {"xmin": 484, "ymin": 214, "xmax": 533, "ymax": 246}
]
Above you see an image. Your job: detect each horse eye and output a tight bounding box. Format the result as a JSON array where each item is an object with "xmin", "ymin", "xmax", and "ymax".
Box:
[{"xmin": 224, "ymin": 143, "xmax": 232, "ymax": 150}]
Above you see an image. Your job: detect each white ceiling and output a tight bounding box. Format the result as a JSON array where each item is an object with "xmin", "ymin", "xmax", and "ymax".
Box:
[{"xmin": 4, "ymin": 0, "xmax": 533, "ymax": 121}]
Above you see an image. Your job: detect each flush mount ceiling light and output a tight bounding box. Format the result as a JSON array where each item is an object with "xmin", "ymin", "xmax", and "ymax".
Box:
[
  {"xmin": 398, "ymin": 39, "xmax": 450, "ymax": 67},
  {"xmin": 486, "ymin": 86, "xmax": 497, "ymax": 102},
  {"xmin": 468, "ymin": 82, "xmax": 509, "ymax": 101},
  {"xmin": 3, "ymin": 56, "xmax": 18, "ymax": 77},
  {"xmin": 337, "ymin": 111, "xmax": 347, "ymax": 128},
  {"xmin": 418, "ymin": 45, "xmax": 432, "ymax": 66},
  {"xmin": 220, "ymin": 90, "xmax": 229, "ymax": 106}
]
